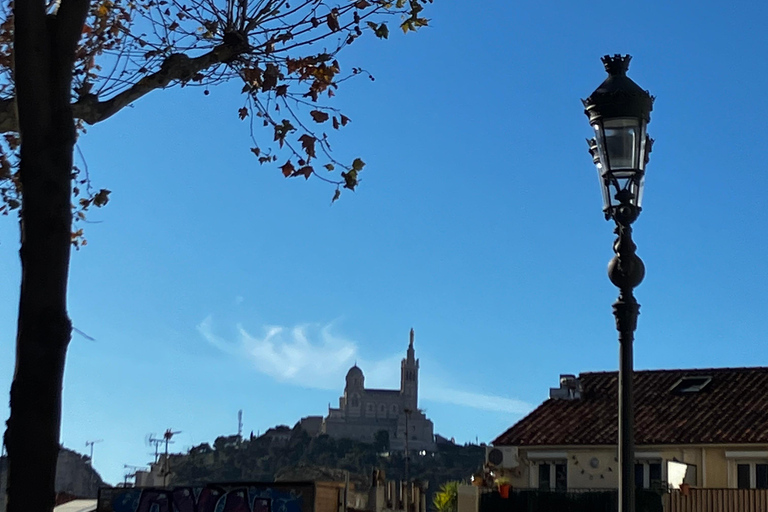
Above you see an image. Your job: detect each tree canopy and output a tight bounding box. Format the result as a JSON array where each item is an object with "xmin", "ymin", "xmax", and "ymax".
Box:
[
  {"xmin": 170, "ymin": 428, "xmax": 482, "ymax": 499},
  {"xmin": 0, "ymin": 0, "xmax": 431, "ymax": 221}
]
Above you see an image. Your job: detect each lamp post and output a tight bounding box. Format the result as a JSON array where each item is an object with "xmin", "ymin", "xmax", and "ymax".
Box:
[
  {"xmin": 582, "ymin": 54, "xmax": 654, "ymax": 512},
  {"xmin": 403, "ymin": 408, "xmax": 412, "ymax": 512}
]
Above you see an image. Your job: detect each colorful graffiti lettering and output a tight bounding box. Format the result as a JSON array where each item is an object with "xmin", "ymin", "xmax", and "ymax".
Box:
[{"xmin": 101, "ymin": 485, "xmax": 305, "ymax": 512}]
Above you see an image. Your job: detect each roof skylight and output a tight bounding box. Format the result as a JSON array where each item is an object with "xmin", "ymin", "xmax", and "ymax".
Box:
[{"xmin": 670, "ymin": 376, "xmax": 712, "ymax": 394}]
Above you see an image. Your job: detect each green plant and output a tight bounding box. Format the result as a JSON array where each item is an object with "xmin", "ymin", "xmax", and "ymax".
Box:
[
  {"xmin": 432, "ymin": 481, "xmax": 459, "ymax": 512},
  {"xmin": 494, "ymin": 476, "xmax": 511, "ymax": 486}
]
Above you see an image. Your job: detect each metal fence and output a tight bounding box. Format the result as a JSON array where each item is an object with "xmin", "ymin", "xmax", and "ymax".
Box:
[
  {"xmin": 666, "ymin": 488, "xmax": 768, "ymax": 512},
  {"xmin": 480, "ymin": 489, "xmax": 663, "ymax": 512}
]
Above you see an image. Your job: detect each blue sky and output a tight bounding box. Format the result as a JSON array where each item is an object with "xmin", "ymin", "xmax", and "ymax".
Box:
[{"xmin": 2, "ymin": 0, "xmax": 768, "ymax": 486}]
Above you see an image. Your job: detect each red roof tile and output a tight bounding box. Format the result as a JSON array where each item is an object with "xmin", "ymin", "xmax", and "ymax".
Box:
[{"xmin": 493, "ymin": 367, "xmax": 768, "ymax": 446}]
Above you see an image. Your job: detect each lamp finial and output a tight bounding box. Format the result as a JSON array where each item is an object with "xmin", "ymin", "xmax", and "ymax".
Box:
[{"xmin": 601, "ymin": 54, "xmax": 632, "ymax": 76}]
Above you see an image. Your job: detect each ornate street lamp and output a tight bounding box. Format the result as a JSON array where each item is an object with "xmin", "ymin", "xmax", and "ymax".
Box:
[{"xmin": 583, "ymin": 54, "xmax": 654, "ymax": 512}]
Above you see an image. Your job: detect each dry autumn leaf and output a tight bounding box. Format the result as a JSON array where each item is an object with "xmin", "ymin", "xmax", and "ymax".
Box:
[
  {"xmin": 310, "ymin": 110, "xmax": 330, "ymax": 123},
  {"xmin": 281, "ymin": 161, "xmax": 295, "ymax": 177},
  {"xmin": 298, "ymin": 134, "xmax": 316, "ymax": 158}
]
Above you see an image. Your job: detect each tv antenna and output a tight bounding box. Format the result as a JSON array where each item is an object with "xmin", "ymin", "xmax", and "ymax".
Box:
[
  {"xmin": 163, "ymin": 428, "xmax": 181, "ymax": 455},
  {"xmin": 162, "ymin": 428, "xmax": 181, "ymax": 487},
  {"xmin": 145, "ymin": 434, "xmax": 164, "ymax": 463},
  {"xmin": 85, "ymin": 439, "xmax": 103, "ymax": 465},
  {"xmin": 123, "ymin": 464, "xmax": 148, "ymax": 487}
]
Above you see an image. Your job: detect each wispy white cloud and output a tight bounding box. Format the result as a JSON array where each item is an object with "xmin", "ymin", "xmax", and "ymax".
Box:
[
  {"xmin": 197, "ymin": 316, "xmax": 531, "ymax": 414},
  {"xmin": 198, "ymin": 316, "xmax": 357, "ymax": 389},
  {"xmin": 421, "ymin": 386, "xmax": 531, "ymax": 414}
]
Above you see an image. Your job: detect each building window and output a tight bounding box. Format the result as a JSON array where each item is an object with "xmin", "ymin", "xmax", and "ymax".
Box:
[
  {"xmin": 634, "ymin": 461, "xmax": 662, "ymax": 489},
  {"xmin": 538, "ymin": 462, "xmax": 567, "ymax": 491},
  {"xmin": 367, "ymin": 403, "xmax": 374, "ymax": 412},
  {"xmin": 736, "ymin": 462, "xmax": 768, "ymax": 489}
]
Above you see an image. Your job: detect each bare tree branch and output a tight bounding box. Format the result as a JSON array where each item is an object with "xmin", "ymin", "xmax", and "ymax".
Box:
[
  {"xmin": 74, "ymin": 41, "xmax": 248, "ymax": 125},
  {"xmin": 0, "ymin": 40, "xmax": 248, "ymax": 133}
]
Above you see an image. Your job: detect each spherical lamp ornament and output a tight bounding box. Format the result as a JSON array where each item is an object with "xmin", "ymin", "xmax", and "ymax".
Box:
[{"xmin": 583, "ymin": 55, "xmax": 654, "ymax": 219}]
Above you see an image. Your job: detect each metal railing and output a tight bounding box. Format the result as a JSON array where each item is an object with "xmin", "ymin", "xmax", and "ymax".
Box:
[
  {"xmin": 666, "ymin": 488, "xmax": 768, "ymax": 512},
  {"xmin": 480, "ymin": 488, "xmax": 663, "ymax": 512}
]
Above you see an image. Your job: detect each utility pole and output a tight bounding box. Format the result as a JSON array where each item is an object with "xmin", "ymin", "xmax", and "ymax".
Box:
[
  {"xmin": 162, "ymin": 429, "xmax": 181, "ymax": 487},
  {"xmin": 403, "ymin": 408, "xmax": 411, "ymax": 512},
  {"xmin": 85, "ymin": 439, "xmax": 103, "ymax": 491},
  {"xmin": 147, "ymin": 435, "xmax": 164, "ymax": 463},
  {"xmin": 85, "ymin": 439, "xmax": 103, "ymax": 466}
]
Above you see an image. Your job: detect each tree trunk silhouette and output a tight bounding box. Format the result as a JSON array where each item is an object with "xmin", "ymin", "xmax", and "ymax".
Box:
[{"xmin": 6, "ymin": 1, "xmax": 87, "ymax": 511}]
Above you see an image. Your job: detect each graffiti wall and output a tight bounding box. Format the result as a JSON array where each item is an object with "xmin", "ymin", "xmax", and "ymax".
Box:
[{"xmin": 98, "ymin": 483, "xmax": 314, "ymax": 512}]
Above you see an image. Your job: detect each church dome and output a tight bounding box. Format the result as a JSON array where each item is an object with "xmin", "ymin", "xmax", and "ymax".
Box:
[
  {"xmin": 347, "ymin": 365, "xmax": 363, "ymax": 378},
  {"xmin": 346, "ymin": 364, "xmax": 364, "ymax": 389}
]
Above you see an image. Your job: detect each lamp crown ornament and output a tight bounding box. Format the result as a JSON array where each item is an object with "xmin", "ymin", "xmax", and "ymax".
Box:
[
  {"xmin": 582, "ymin": 54, "xmax": 654, "ymax": 123},
  {"xmin": 602, "ymin": 54, "xmax": 631, "ymax": 76}
]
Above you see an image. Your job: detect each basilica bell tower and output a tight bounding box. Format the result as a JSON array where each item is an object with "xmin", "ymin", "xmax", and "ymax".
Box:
[{"xmin": 400, "ymin": 328, "xmax": 419, "ymax": 409}]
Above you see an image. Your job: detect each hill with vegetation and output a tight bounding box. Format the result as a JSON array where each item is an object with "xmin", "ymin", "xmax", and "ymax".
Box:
[
  {"xmin": 169, "ymin": 427, "xmax": 484, "ymax": 494},
  {"xmin": 1, "ymin": 447, "xmax": 105, "ymax": 511}
]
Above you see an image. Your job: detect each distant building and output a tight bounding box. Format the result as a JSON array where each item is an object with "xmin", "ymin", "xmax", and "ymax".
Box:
[
  {"xmin": 488, "ymin": 367, "xmax": 768, "ymax": 492},
  {"xmin": 318, "ymin": 329, "xmax": 435, "ymax": 452},
  {"xmin": 260, "ymin": 425, "xmax": 292, "ymax": 445},
  {"xmin": 297, "ymin": 416, "xmax": 324, "ymax": 437},
  {"xmin": 134, "ymin": 456, "xmax": 165, "ymax": 487}
]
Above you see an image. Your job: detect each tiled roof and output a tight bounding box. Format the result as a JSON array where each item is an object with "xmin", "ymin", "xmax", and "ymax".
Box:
[{"xmin": 493, "ymin": 367, "xmax": 768, "ymax": 446}]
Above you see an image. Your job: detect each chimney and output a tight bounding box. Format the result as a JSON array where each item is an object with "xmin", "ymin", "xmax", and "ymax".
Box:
[{"xmin": 549, "ymin": 374, "xmax": 581, "ymax": 400}]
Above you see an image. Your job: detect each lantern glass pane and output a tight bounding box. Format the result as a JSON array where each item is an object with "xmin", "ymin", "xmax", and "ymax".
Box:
[
  {"xmin": 593, "ymin": 123, "xmax": 608, "ymax": 174},
  {"xmin": 638, "ymin": 124, "xmax": 649, "ymax": 171},
  {"xmin": 635, "ymin": 174, "xmax": 645, "ymax": 207},
  {"xmin": 597, "ymin": 166, "xmax": 610, "ymax": 211},
  {"xmin": 603, "ymin": 118, "xmax": 640, "ymax": 170},
  {"xmin": 608, "ymin": 174, "xmax": 644, "ymax": 208}
]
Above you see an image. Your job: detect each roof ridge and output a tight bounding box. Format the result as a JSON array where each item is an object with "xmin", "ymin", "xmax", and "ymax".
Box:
[{"xmin": 581, "ymin": 366, "xmax": 768, "ymax": 376}]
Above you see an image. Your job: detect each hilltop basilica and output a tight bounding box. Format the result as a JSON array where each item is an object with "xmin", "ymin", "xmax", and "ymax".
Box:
[{"xmin": 300, "ymin": 329, "xmax": 436, "ymax": 452}]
